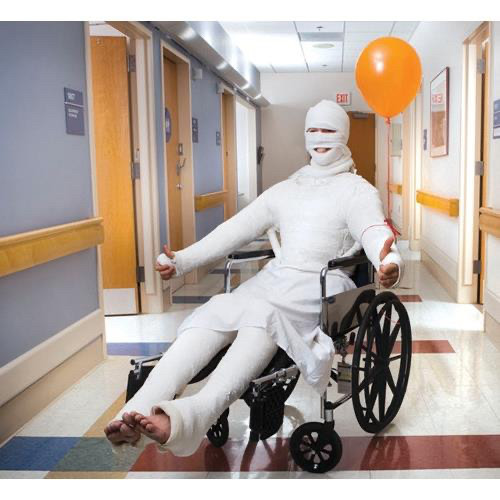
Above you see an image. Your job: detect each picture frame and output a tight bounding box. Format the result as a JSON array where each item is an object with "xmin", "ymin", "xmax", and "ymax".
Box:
[{"xmin": 430, "ymin": 67, "xmax": 449, "ymax": 157}]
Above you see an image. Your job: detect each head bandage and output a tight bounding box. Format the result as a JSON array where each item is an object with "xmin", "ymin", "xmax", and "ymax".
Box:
[{"xmin": 304, "ymin": 100, "xmax": 352, "ymax": 167}]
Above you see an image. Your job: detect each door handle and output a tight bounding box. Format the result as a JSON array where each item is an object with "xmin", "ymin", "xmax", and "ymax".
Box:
[
  {"xmin": 176, "ymin": 183, "xmax": 183, "ymax": 190},
  {"xmin": 176, "ymin": 158, "xmax": 186, "ymax": 176}
]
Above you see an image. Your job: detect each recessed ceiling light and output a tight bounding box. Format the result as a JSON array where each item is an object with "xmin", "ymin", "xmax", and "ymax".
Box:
[
  {"xmin": 322, "ymin": 64, "xmax": 328, "ymax": 67},
  {"xmin": 313, "ymin": 42, "xmax": 335, "ymax": 49}
]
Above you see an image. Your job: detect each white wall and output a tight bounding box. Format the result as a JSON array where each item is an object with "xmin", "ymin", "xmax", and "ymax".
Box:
[
  {"xmin": 485, "ymin": 22, "xmax": 500, "ymax": 323},
  {"xmin": 409, "ymin": 21, "xmax": 482, "ymax": 280},
  {"xmin": 260, "ymin": 72, "xmax": 372, "ymax": 189}
]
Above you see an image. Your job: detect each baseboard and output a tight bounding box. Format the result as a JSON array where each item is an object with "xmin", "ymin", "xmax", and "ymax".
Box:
[
  {"xmin": 421, "ymin": 236, "xmax": 457, "ymax": 281},
  {"xmin": 0, "ymin": 335, "xmax": 104, "ymax": 445},
  {"xmin": 195, "ymin": 258, "xmax": 224, "ymax": 284},
  {"xmin": 484, "ymin": 289, "xmax": 500, "ymax": 326},
  {"xmin": 0, "ymin": 309, "xmax": 105, "ymax": 406},
  {"xmin": 485, "ymin": 311, "xmax": 500, "ymax": 351},
  {"xmin": 421, "ymin": 248, "xmax": 458, "ymax": 302}
]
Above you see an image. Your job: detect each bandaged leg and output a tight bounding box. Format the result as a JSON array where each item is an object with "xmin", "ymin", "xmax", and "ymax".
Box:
[
  {"xmin": 106, "ymin": 327, "xmax": 236, "ymax": 447},
  {"xmin": 151, "ymin": 326, "xmax": 278, "ymax": 457}
]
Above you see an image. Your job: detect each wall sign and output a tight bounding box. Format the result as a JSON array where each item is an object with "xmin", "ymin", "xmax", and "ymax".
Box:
[
  {"xmin": 216, "ymin": 131, "xmax": 221, "ymax": 146},
  {"xmin": 192, "ymin": 117, "xmax": 199, "ymax": 143},
  {"xmin": 64, "ymin": 87, "xmax": 84, "ymax": 135},
  {"xmin": 336, "ymin": 92, "xmax": 351, "ymax": 106},
  {"xmin": 165, "ymin": 108, "xmax": 172, "ymax": 143},
  {"xmin": 494, "ymin": 99, "xmax": 500, "ymax": 139},
  {"xmin": 423, "ymin": 129, "xmax": 428, "ymax": 150},
  {"xmin": 430, "ymin": 67, "xmax": 449, "ymax": 157}
]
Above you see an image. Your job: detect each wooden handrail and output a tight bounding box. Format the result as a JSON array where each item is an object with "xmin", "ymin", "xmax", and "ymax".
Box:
[
  {"xmin": 0, "ymin": 217, "xmax": 104, "ymax": 278},
  {"xmin": 195, "ymin": 190, "xmax": 227, "ymax": 212},
  {"xmin": 479, "ymin": 207, "xmax": 500, "ymax": 238},
  {"xmin": 388, "ymin": 183, "xmax": 403, "ymax": 195},
  {"xmin": 416, "ymin": 190, "xmax": 459, "ymax": 217}
]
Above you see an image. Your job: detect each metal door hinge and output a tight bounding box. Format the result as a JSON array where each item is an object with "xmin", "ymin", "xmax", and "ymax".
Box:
[
  {"xmin": 473, "ymin": 260, "xmax": 481, "ymax": 275},
  {"xmin": 137, "ymin": 266, "xmax": 145, "ymax": 283},
  {"xmin": 128, "ymin": 54, "xmax": 136, "ymax": 73},
  {"xmin": 475, "ymin": 160, "xmax": 484, "ymax": 176},
  {"xmin": 477, "ymin": 58, "xmax": 486, "ymax": 74},
  {"xmin": 131, "ymin": 162, "xmax": 140, "ymax": 180}
]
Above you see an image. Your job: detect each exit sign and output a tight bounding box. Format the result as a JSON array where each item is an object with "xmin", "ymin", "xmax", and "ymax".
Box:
[{"xmin": 336, "ymin": 92, "xmax": 351, "ymax": 106}]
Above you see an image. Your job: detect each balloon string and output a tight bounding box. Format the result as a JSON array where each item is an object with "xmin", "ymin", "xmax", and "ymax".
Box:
[{"xmin": 386, "ymin": 117, "xmax": 391, "ymax": 223}]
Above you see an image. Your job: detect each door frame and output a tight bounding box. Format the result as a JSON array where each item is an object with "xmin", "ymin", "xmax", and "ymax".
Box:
[
  {"xmin": 458, "ymin": 21, "xmax": 491, "ymax": 304},
  {"xmin": 160, "ymin": 40, "xmax": 196, "ymax": 293},
  {"xmin": 85, "ymin": 21, "xmax": 164, "ymax": 314},
  {"xmin": 219, "ymin": 84, "xmax": 238, "ymax": 220},
  {"xmin": 403, "ymin": 86, "xmax": 423, "ymax": 251}
]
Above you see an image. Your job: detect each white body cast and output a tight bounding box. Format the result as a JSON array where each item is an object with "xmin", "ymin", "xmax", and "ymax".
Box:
[{"xmin": 171, "ymin": 162, "xmax": 403, "ymax": 395}]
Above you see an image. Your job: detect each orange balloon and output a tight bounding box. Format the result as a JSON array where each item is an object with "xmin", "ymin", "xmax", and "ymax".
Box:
[{"xmin": 355, "ymin": 37, "xmax": 422, "ymax": 119}]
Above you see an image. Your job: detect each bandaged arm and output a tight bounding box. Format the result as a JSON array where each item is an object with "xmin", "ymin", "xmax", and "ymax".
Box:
[
  {"xmin": 172, "ymin": 190, "xmax": 275, "ymax": 276},
  {"xmin": 345, "ymin": 179, "xmax": 404, "ymax": 288}
]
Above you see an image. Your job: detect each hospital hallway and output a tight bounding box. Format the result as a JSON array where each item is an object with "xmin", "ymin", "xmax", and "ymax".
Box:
[
  {"xmin": 2, "ymin": 13, "xmax": 500, "ymax": 483},
  {"xmin": 1, "ymin": 240, "xmax": 499, "ymax": 478}
]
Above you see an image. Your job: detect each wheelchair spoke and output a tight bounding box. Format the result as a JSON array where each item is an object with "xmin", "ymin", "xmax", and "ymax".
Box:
[
  {"xmin": 383, "ymin": 303, "xmax": 392, "ymax": 338},
  {"xmin": 386, "ymin": 367, "xmax": 397, "ymax": 394},
  {"xmin": 388, "ymin": 354, "xmax": 402, "ymax": 363},
  {"xmin": 388, "ymin": 323, "xmax": 401, "ymax": 353},
  {"xmin": 377, "ymin": 373, "xmax": 387, "ymax": 421}
]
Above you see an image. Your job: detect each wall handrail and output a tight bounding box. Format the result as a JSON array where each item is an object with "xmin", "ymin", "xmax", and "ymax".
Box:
[
  {"xmin": 0, "ymin": 217, "xmax": 104, "ymax": 278},
  {"xmin": 479, "ymin": 207, "xmax": 500, "ymax": 238},
  {"xmin": 195, "ymin": 190, "xmax": 228, "ymax": 212},
  {"xmin": 416, "ymin": 190, "xmax": 459, "ymax": 217}
]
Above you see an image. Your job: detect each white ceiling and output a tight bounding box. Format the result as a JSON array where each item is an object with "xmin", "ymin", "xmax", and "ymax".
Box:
[{"xmin": 219, "ymin": 21, "xmax": 420, "ymax": 73}]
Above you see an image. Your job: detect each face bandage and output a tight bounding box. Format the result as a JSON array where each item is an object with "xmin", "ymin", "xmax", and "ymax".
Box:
[{"xmin": 304, "ymin": 100, "xmax": 352, "ymax": 168}]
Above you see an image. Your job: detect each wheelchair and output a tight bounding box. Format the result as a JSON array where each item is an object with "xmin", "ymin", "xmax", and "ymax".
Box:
[{"xmin": 126, "ymin": 237, "xmax": 412, "ymax": 474}]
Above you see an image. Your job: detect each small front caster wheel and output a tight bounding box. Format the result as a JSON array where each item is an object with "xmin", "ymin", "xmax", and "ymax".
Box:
[
  {"xmin": 289, "ymin": 422, "xmax": 342, "ymax": 473},
  {"xmin": 206, "ymin": 408, "xmax": 229, "ymax": 447}
]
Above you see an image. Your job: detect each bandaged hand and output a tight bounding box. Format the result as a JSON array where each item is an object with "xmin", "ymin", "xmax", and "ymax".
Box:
[
  {"xmin": 377, "ymin": 237, "xmax": 400, "ymax": 288},
  {"xmin": 156, "ymin": 244, "xmax": 177, "ymax": 280}
]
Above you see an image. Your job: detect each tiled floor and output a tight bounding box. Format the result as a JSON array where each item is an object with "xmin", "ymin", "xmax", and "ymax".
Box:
[{"xmin": 1, "ymin": 242, "xmax": 500, "ymax": 479}]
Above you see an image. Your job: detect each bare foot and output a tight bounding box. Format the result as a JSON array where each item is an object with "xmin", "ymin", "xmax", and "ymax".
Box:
[
  {"xmin": 132, "ymin": 411, "xmax": 171, "ymax": 445},
  {"xmin": 104, "ymin": 417, "xmax": 141, "ymax": 445}
]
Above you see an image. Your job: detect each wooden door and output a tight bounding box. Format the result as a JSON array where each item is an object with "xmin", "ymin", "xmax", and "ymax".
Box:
[
  {"xmin": 163, "ymin": 56, "xmax": 185, "ymax": 293},
  {"xmin": 90, "ymin": 36, "xmax": 139, "ymax": 315},
  {"xmin": 163, "ymin": 56, "xmax": 183, "ymax": 251},
  {"xmin": 347, "ymin": 111, "xmax": 376, "ymax": 186}
]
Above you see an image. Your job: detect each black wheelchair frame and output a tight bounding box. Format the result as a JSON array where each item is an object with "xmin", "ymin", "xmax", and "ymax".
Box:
[{"xmin": 126, "ymin": 248, "xmax": 412, "ymax": 474}]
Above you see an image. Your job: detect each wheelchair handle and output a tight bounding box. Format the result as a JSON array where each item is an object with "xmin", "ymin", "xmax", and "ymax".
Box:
[{"xmin": 327, "ymin": 253, "xmax": 370, "ymax": 270}]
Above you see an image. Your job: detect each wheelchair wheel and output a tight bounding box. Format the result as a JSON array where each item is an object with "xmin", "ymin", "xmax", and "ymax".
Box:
[
  {"xmin": 206, "ymin": 408, "xmax": 229, "ymax": 447},
  {"xmin": 351, "ymin": 291, "xmax": 412, "ymax": 434},
  {"xmin": 290, "ymin": 422, "xmax": 342, "ymax": 474}
]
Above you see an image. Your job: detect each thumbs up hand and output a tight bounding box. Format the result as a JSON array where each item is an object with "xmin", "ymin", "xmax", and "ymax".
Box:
[
  {"xmin": 155, "ymin": 244, "xmax": 177, "ymax": 280},
  {"xmin": 378, "ymin": 237, "xmax": 400, "ymax": 288}
]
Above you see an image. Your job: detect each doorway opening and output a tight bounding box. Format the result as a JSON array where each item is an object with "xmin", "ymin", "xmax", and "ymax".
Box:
[
  {"xmin": 459, "ymin": 22, "xmax": 491, "ymax": 305},
  {"xmin": 161, "ymin": 43, "xmax": 196, "ymax": 295},
  {"xmin": 235, "ymin": 97, "xmax": 258, "ymax": 211},
  {"xmin": 86, "ymin": 21, "xmax": 162, "ymax": 315}
]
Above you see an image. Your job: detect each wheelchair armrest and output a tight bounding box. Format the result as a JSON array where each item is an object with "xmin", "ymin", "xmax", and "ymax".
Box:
[
  {"xmin": 228, "ymin": 249, "xmax": 275, "ymax": 260},
  {"xmin": 328, "ymin": 253, "xmax": 370, "ymax": 270}
]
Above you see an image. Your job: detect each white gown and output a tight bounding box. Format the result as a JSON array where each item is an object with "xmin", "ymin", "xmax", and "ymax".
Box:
[{"xmin": 173, "ymin": 162, "xmax": 403, "ymax": 395}]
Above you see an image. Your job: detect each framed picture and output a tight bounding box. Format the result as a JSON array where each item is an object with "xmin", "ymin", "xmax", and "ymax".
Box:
[{"xmin": 430, "ymin": 67, "xmax": 449, "ymax": 157}]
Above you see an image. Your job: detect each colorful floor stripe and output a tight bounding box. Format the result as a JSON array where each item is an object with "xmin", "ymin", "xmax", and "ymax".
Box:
[{"xmin": 5, "ymin": 434, "xmax": 495, "ymax": 473}]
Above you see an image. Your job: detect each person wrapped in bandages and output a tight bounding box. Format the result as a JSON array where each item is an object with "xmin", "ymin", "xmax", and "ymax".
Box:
[{"xmin": 104, "ymin": 99, "xmax": 403, "ymax": 456}]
